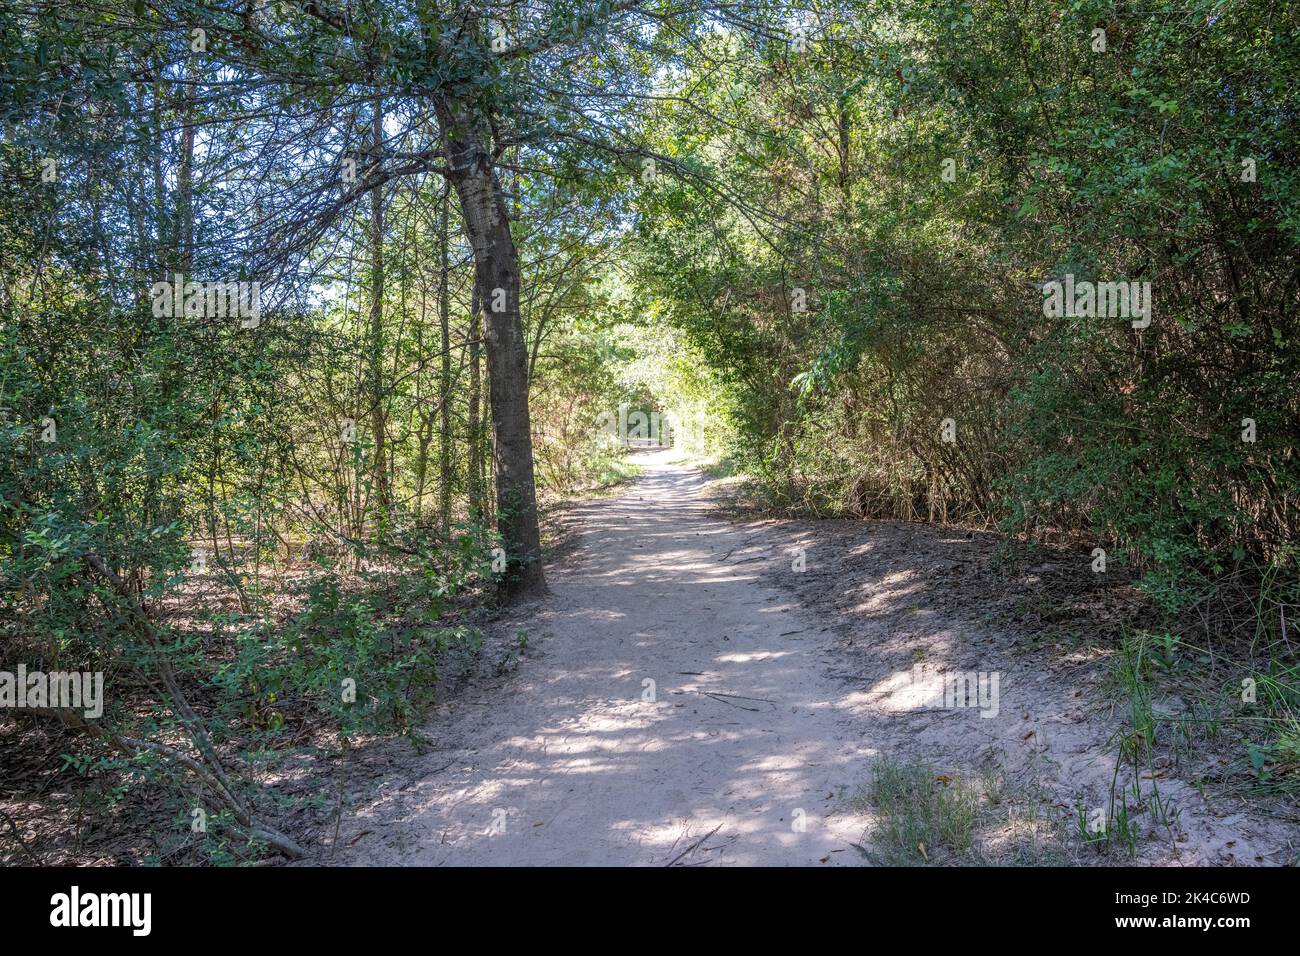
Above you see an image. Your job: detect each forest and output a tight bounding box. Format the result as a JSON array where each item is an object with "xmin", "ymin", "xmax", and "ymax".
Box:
[{"xmin": 1, "ymin": 0, "xmax": 1297, "ymax": 876}]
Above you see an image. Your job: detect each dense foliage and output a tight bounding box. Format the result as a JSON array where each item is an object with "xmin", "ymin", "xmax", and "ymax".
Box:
[
  {"xmin": 634, "ymin": 1, "xmax": 1300, "ymax": 620},
  {"xmin": 0, "ymin": 0, "xmax": 1295, "ymax": 863}
]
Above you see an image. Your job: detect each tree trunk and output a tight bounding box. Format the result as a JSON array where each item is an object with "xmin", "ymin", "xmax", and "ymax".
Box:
[
  {"xmin": 410, "ymin": 308, "xmax": 433, "ymax": 522},
  {"xmin": 177, "ymin": 57, "xmax": 197, "ymax": 274},
  {"xmin": 151, "ymin": 77, "xmax": 167, "ymax": 275},
  {"xmin": 433, "ymin": 91, "xmax": 546, "ymax": 596},
  {"xmin": 367, "ymin": 95, "xmax": 392, "ymax": 535},
  {"xmin": 467, "ymin": 278, "xmax": 485, "ymax": 519},
  {"xmin": 437, "ymin": 185, "xmax": 454, "ymax": 534}
]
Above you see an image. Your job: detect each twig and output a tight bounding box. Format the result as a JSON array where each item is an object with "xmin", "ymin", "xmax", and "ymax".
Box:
[
  {"xmin": 0, "ymin": 808, "xmax": 43, "ymax": 866},
  {"xmin": 704, "ymin": 691, "xmax": 776, "ymax": 703},
  {"xmin": 666, "ymin": 823, "xmax": 723, "ymax": 867},
  {"xmin": 700, "ymin": 692, "xmax": 763, "ymax": 712},
  {"xmin": 81, "ymin": 553, "xmax": 306, "ymax": 859}
]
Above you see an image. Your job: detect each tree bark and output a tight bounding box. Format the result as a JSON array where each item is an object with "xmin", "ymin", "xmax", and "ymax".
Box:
[
  {"xmin": 367, "ymin": 95, "xmax": 393, "ymax": 534},
  {"xmin": 467, "ymin": 278, "xmax": 485, "ymax": 519},
  {"xmin": 433, "ymin": 91, "xmax": 545, "ymax": 596},
  {"xmin": 177, "ymin": 57, "xmax": 197, "ymax": 274},
  {"xmin": 437, "ymin": 185, "xmax": 454, "ymax": 534}
]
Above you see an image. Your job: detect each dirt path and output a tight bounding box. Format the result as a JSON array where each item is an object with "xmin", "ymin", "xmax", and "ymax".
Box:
[
  {"xmin": 336, "ymin": 450, "xmax": 873, "ymax": 865},
  {"xmin": 332, "ymin": 451, "xmax": 1295, "ymax": 866}
]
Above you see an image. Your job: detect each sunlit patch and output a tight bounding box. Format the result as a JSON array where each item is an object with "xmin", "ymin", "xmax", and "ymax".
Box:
[
  {"xmin": 715, "ymin": 650, "xmax": 791, "ymax": 663},
  {"xmin": 848, "ymin": 574, "xmax": 925, "ymax": 613},
  {"xmin": 738, "ymin": 753, "xmax": 807, "ymax": 773}
]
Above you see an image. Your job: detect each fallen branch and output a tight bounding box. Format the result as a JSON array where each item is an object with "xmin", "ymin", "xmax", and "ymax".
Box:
[
  {"xmin": 81, "ymin": 553, "xmax": 306, "ymax": 860},
  {"xmin": 0, "ymin": 808, "xmax": 43, "ymax": 866},
  {"xmin": 666, "ymin": 823, "xmax": 723, "ymax": 867}
]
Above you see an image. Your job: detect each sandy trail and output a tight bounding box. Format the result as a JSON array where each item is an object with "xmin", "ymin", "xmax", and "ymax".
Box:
[
  {"xmin": 330, "ymin": 450, "xmax": 1296, "ymax": 866},
  {"xmin": 336, "ymin": 450, "xmax": 874, "ymax": 865},
  {"xmin": 330, "ymin": 450, "xmax": 1294, "ymax": 868}
]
